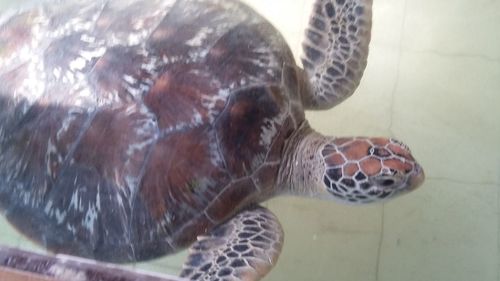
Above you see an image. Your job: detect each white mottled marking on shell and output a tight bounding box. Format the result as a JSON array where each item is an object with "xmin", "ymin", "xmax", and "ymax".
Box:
[
  {"xmin": 201, "ymin": 88, "xmax": 230, "ymax": 123},
  {"xmin": 46, "ymin": 138, "xmax": 60, "ymax": 178},
  {"xmin": 44, "ymin": 200, "xmax": 53, "ymax": 215},
  {"xmin": 123, "ymin": 74, "xmax": 138, "ymax": 85},
  {"xmin": 52, "ymin": 68, "xmax": 62, "ymax": 79},
  {"xmin": 115, "ymin": 193, "xmax": 124, "ymax": 209},
  {"xmin": 54, "ymin": 208, "xmax": 67, "ymax": 225},
  {"xmin": 0, "ymin": 10, "xmax": 46, "ymax": 69},
  {"xmin": 68, "ymin": 190, "xmax": 81, "ymax": 212},
  {"xmin": 133, "ymin": 19, "xmax": 145, "ymax": 30},
  {"xmin": 79, "ymin": 47, "xmax": 107, "ymax": 61},
  {"xmin": 259, "ymin": 104, "xmax": 288, "ymax": 147},
  {"xmin": 259, "ymin": 120, "xmax": 278, "ymax": 147},
  {"xmin": 66, "ymin": 224, "xmax": 76, "ymax": 234},
  {"xmin": 125, "ymin": 138, "xmax": 155, "ymax": 158},
  {"xmin": 80, "ymin": 33, "xmax": 95, "ymax": 43},
  {"xmin": 125, "ymin": 85, "xmax": 142, "ymax": 99},
  {"xmin": 56, "ymin": 109, "xmax": 79, "ymax": 140},
  {"xmin": 193, "ymin": 111, "xmax": 203, "ymax": 125},
  {"xmin": 140, "ymin": 55, "xmax": 159, "ymax": 74},
  {"xmin": 83, "ymin": 202, "xmax": 99, "ymax": 233},
  {"xmin": 208, "ymin": 139, "xmax": 223, "ymax": 166},
  {"xmin": 189, "ymin": 48, "xmax": 209, "ymax": 62},
  {"xmin": 17, "ymin": 55, "xmax": 46, "ymax": 103},
  {"xmin": 127, "ymin": 30, "xmax": 149, "ymax": 46},
  {"xmin": 69, "ymin": 57, "xmax": 87, "ymax": 72},
  {"xmin": 95, "ymin": 184, "xmax": 101, "ymax": 211},
  {"xmin": 186, "ymin": 26, "xmax": 214, "ymax": 47}
]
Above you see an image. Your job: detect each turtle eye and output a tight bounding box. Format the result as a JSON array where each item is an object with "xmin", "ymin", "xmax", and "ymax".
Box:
[
  {"xmin": 369, "ymin": 146, "xmax": 391, "ymax": 157},
  {"xmin": 390, "ymin": 138, "xmax": 411, "ymax": 151},
  {"xmin": 369, "ymin": 146, "xmax": 375, "ymax": 155},
  {"xmin": 380, "ymin": 179, "xmax": 395, "ymax": 187}
]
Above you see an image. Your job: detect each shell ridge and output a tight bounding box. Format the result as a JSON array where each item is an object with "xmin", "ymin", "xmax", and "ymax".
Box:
[
  {"xmin": 126, "ymin": 126, "xmax": 160, "ymax": 259},
  {"xmin": 55, "ymin": 108, "xmax": 98, "ymax": 174}
]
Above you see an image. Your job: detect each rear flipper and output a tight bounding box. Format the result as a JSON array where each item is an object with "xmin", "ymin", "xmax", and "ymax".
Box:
[
  {"xmin": 180, "ymin": 206, "xmax": 284, "ymax": 281},
  {"xmin": 302, "ymin": 0, "xmax": 373, "ymax": 109}
]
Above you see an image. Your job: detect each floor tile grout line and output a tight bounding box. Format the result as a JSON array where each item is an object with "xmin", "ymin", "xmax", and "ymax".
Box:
[
  {"xmin": 401, "ymin": 48, "xmax": 500, "ymax": 64},
  {"xmin": 295, "ymin": 0, "xmax": 310, "ymax": 61},
  {"xmin": 379, "ymin": 0, "xmax": 409, "ymax": 279},
  {"xmin": 375, "ymin": 205, "xmax": 385, "ymax": 281},
  {"xmin": 387, "ymin": 0, "xmax": 409, "ymax": 137},
  {"xmin": 426, "ymin": 176, "xmax": 500, "ymax": 187}
]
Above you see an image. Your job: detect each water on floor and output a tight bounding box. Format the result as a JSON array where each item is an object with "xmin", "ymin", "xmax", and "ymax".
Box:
[{"xmin": 0, "ymin": 0, "xmax": 498, "ymax": 280}]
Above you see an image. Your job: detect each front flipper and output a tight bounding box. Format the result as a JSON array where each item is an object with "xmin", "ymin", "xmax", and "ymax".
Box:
[
  {"xmin": 180, "ymin": 206, "xmax": 284, "ymax": 281},
  {"xmin": 302, "ymin": 0, "xmax": 373, "ymax": 109}
]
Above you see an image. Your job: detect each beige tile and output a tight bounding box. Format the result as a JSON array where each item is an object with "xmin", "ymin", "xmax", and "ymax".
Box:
[
  {"xmin": 371, "ymin": 0, "xmax": 407, "ymax": 48},
  {"xmin": 265, "ymin": 198, "xmax": 382, "ymax": 281},
  {"xmin": 132, "ymin": 251, "xmax": 187, "ymax": 276},
  {"xmin": 378, "ymin": 180, "xmax": 499, "ymax": 281},
  {"xmin": 402, "ymin": 0, "xmax": 500, "ymax": 58},
  {"xmin": 0, "ymin": 0, "xmax": 12, "ymax": 10},
  {"xmin": 0, "ymin": 216, "xmax": 22, "ymax": 248},
  {"xmin": 0, "ymin": 0, "xmax": 31, "ymax": 11},
  {"xmin": 0, "ymin": 215, "xmax": 51, "ymax": 255},
  {"xmin": 243, "ymin": 0, "xmax": 309, "ymax": 60},
  {"xmin": 391, "ymin": 51, "xmax": 500, "ymax": 184}
]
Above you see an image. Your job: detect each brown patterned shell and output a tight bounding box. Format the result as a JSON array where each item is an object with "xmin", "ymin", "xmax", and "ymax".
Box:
[{"xmin": 0, "ymin": 0, "xmax": 306, "ymax": 262}]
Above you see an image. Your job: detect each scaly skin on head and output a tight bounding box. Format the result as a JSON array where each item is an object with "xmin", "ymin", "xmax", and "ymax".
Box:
[{"xmin": 279, "ymin": 122, "xmax": 424, "ymax": 204}]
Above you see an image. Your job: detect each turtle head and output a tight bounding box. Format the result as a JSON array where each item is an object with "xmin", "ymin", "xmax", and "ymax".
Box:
[{"xmin": 319, "ymin": 137, "xmax": 424, "ymax": 204}]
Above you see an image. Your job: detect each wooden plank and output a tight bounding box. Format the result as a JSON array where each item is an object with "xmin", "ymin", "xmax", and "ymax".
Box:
[
  {"xmin": 0, "ymin": 266, "xmax": 53, "ymax": 281},
  {"xmin": 0, "ymin": 246, "xmax": 184, "ymax": 281}
]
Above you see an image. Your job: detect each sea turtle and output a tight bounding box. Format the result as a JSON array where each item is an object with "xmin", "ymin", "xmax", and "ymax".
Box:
[{"xmin": 0, "ymin": 0, "xmax": 425, "ymax": 280}]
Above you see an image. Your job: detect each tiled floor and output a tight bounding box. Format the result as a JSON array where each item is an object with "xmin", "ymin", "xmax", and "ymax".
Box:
[{"xmin": 0, "ymin": 0, "xmax": 499, "ymax": 280}]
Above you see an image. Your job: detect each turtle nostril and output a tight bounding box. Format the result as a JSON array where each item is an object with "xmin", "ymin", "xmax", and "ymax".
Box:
[{"xmin": 381, "ymin": 179, "xmax": 395, "ymax": 187}]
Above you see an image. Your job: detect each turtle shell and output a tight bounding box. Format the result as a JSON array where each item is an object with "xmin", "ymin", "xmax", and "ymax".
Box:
[{"xmin": 0, "ymin": 0, "xmax": 305, "ymax": 262}]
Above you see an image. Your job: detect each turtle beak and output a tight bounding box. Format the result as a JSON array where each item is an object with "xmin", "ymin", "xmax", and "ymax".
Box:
[{"xmin": 409, "ymin": 164, "xmax": 425, "ymax": 190}]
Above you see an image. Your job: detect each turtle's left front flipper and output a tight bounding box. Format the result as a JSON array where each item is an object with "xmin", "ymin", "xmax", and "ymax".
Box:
[
  {"xmin": 301, "ymin": 0, "xmax": 373, "ymax": 109},
  {"xmin": 180, "ymin": 206, "xmax": 284, "ymax": 281}
]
